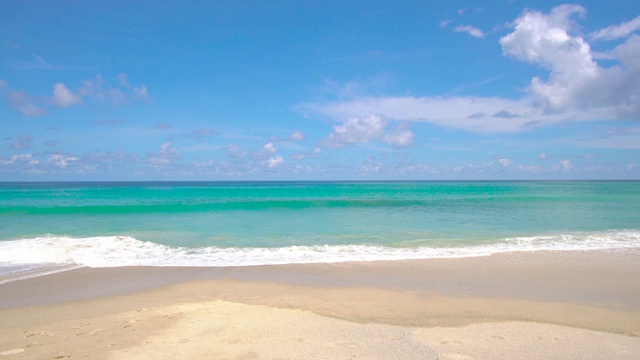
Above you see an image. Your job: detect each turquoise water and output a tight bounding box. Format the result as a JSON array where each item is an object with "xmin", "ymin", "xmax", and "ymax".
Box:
[{"xmin": 1, "ymin": 181, "xmax": 640, "ymax": 281}]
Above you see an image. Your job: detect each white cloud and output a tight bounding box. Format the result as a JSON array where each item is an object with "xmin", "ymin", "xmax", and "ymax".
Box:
[
  {"xmin": 227, "ymin": 144, "xmax": 247, "ymax": 158},
  {"xmin": 48, "ymin": 154, "xmax": 78, "ymax": 168},
  {"xmin": 0, "ymin": 154, "xmax": 38, "ymax": 165},
  {"xmin": 323, "ymin": 114, "xmax": 415, "ymax": 148},
  {"xmin": 79, "ymin": 74, "xmax": 149, "ymax": 106},
  {"xmin": 359, "ymin": 154, "xmax": 382, "ymax": 173},
  {"xmin": 301, "ymin": 96, "xmax": 558, "ymax": 133},
  {"xmin": 323, "ymin": 114, "xmax": 386, "ymax": 148},
  {"xmin": 2, "ymin": 74, "xmax": 149, "ymax": 116},
  {"xmin": 159, "ymin": 142, "xmax": 180, "ymax": 158},
  {"xmin": 266, "ymin": 156, "xmax": 284, "ymax": 168},
  {"xmin": 193, "ymin": 159, "xmax": 215, "ymax": 168},
  {"xmin": 51, "ymin": 83, "xmax": 81, "ymax": 107},
  {"xmin": 288, "ymin": 130, "xmax": 305, "ymax": 141},
  {"xmin": 500, "ymin": 5, "xmax": 640, "ymax": 119},
  {"xmin": 439, "ymin": 20, "xmax": 452, "ymax": 29},
  {"xmin": 590, "ymin": 15, "xmax": 640, "ymax": 41},
  {"xmin": 253, "ymin": 143, "xmax": 279, "ymax": 161},
  {"xmin": 150, "ymin": 142, "xmax": 180, "ymax": 168},
  {"xmin": 264, "ymin": 143, "xmax": 277, "ymax": 153},
  {"xmin": 133, "ymin": 85, "xmax": 148, "ymax": 98},
  {"xmin": 118, "ymin": 73, "xmax": 131, "ymax": 88},
  {"xmin": 381, "ymin": 127, "xmax": 415, "ymax": 147},
  {"xmin": 268, "ymin": 131, "xmax": 306, "ymax": 142},
  {"xmin": 454, "ymin": 25, "xmax": 484, "ymax": 38},
  {"xmin": 519, "ymin": 165, "xmax": 541, "ymax": 172},
  {"xmin": 497, "ymin": 158, "xmax": 513, "ymax": 167},
  {"xmin": 560, "ymin": 159, "xmax": 573, "ymax": 171},
  {"xmin": 301, "ymin": 5, "xmax": 640, "ymax": 134},
  {"xmin": 538, "ymin": 153, "xmax": 547, "ymax": 160}
]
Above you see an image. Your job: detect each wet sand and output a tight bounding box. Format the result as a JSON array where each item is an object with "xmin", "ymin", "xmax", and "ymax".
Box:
[{"xmin": 1, "ymin": 249, "xmax": 640, "ymax": 359}]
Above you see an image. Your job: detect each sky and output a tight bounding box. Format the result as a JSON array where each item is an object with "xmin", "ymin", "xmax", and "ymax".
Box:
[{"xmin": 1, "ymin": 0, "xmax": 639, "ymax": 181}]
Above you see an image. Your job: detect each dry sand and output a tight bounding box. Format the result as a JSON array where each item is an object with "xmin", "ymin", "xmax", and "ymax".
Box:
[{"xmin": 1, "ymin": 249, "xmax": 640, "ymax": 359}]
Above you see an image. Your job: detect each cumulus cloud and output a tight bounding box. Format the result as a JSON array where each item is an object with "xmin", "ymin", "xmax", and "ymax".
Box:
[
  {"xmin": 590, "ymin": 15, "xmax": 640, "ymax": 41},
  {"xmin": 323, "ymin": 114, "xmax": 384, "ymax": 148},
  {"xmin": 51, "ymin": 83, "xmax": 81, "ymax": 107},
  {"xmin": 264, "ymin": 143, "xmax": 277, "ymax": 154},
  {"xmin": 48, "ymin": 154, "xmax": 78, "ymax": 168},
  {"xmin": 500, "ymin": 5, "xmax": 640, "ymax": 119},
  {"xmin": 300, "ymin": 5, "xmax": 640, "ymax": 134},
  {"xmin": 159, "ymin": 142, "xmax": 180, "ymax": 158},
  {"xmin": 323, "ymin": 114, "xmax": 415, "ymax": 148},
  {"xmin": 227, "ymin": 144, "xmax": 247, "ymax": 158},
  {"xmin": 265, "ymin": 156, "xmax": 284, "ymax": 168},
  {"xmin": 2, "ymin": 74, "xmax": 149, "ymax": 116},
  {"xmin": 288, "ymin": 130, "xmax": 305, "ymax": 141},
  {"xmin": 454, "ymin": 25, "xmax": 484, "ymax": 38},
  {"xmin": 560, "ymin": 159, "xmax": 573, "ymax": 171},
  {"xmin": 253, "ymin": 142, "xmax": 279, "ymax": 161},
  {"xmin": 497, "ymin": 158, "xmax": 513, "ymax": 167},
  {"xmin": 0, "ymin": 154, "xmax": 38, "ymax": 166},
  {"xmin": 150, "ymin": 142, "xmax": 180, "ymax": 168}
]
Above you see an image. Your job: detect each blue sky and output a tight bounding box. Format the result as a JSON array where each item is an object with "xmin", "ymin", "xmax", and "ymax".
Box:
[{"xmin": 1, "ymin": 0, "xmax": 639, "ymax": 180}]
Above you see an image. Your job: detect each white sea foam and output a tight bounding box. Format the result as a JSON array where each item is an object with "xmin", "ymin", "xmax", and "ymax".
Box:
[{"xmin": 1, "ymin": 231, "xmax": 640, "ymax": 283}]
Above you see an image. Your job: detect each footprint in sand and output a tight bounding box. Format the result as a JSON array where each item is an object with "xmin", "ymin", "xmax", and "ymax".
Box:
[
  {"xmin": 22, "ymin": 330, "xmax": 54, "ymax": 338},
  {"xmin": 0, "ymin": 349, "xmax": 25, "ymax": 356},
  {"xmin": 74, "ymin": 328, "xmax": 104, "ymax": 337}
]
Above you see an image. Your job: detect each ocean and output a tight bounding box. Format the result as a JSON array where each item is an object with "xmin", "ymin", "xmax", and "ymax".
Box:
[{"xmin": 1, "ymin": 181, "xmax": 639, "ymax": 283}]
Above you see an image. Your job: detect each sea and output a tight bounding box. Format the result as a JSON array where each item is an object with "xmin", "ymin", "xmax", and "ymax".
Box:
[{"xmin": 1, "ymin": 181, "xmax": 640, "ymax": 284}]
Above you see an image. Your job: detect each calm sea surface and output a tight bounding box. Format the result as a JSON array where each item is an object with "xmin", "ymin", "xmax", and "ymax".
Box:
[{"xmin": 1, "ymin": 181, "xmax": 639, "ymax": 282}]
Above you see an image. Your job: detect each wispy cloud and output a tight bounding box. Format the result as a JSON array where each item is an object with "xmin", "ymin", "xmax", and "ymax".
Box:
[
  {"xmin": 590, "ymin": 15, "xmax": 640, "ymax": 41},
  {"xmin": 186, "ymin": 128, "xmax": 217, "ymax": 141},
  {"xmin": 7, "ymin": 134, "xmax": 33, "ymax": 150},
  {"xmin": 269, "ymin": 130, "xmax": 306, "ymax": 142},
  {"xmin": 1, "ymin": 74, "xmax": 150, "ymax": 116},
  {"xmin": 454, "ymin": 25, "xmax": 484, "ymax": 38}
]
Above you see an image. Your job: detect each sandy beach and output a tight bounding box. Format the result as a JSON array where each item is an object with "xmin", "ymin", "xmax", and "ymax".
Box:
[{"xmin": 1, "ymin": 249, "xmax": 640, "ymax": 359}]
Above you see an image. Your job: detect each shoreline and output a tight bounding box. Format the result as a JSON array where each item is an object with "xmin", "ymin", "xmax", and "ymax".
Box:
[
  {"xmin": 2, "ymin": 248, "xmax": 640, "ymax": 309},
  {"xmin": 1, "ymin": 249, "xmax": 640, "ymax": 359}
]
